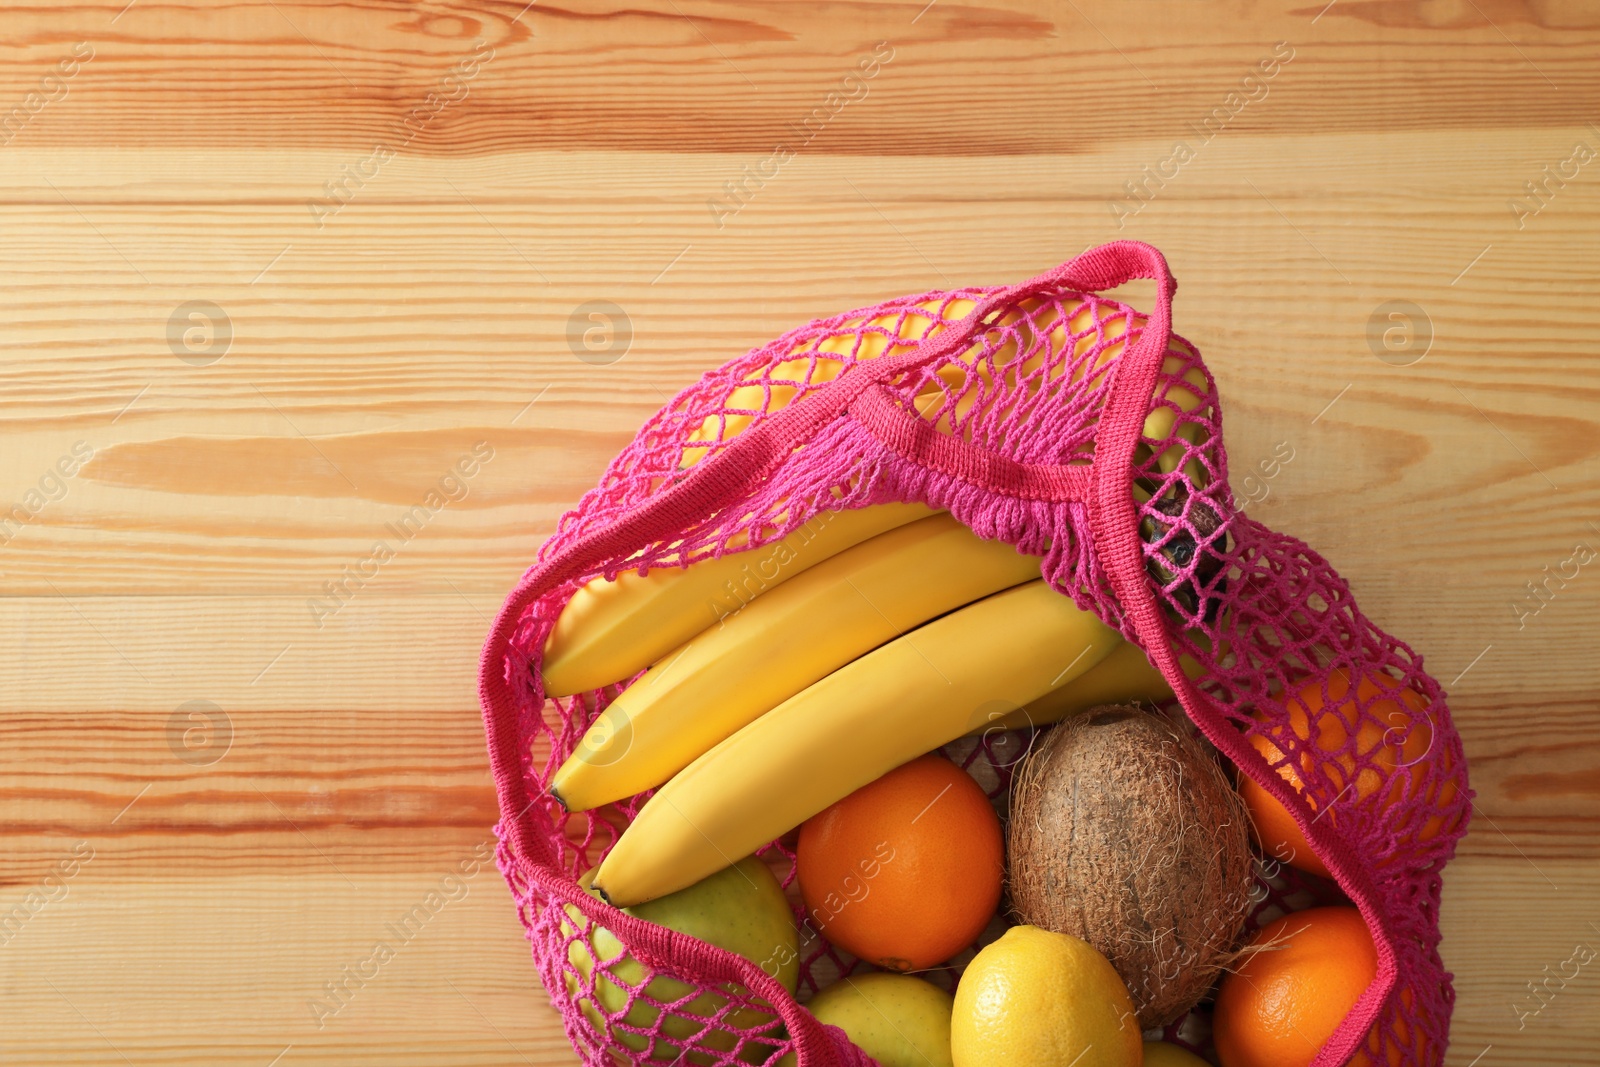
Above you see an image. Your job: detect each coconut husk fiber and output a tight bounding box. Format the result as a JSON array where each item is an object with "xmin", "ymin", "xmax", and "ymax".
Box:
[{"xmin": 1007, "ymin": 704, "xmax": 1254, "ymax": 1028}]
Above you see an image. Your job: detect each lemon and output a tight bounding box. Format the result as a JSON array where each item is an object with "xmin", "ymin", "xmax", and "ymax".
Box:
[
  {"xmin": 950, "ymin": 926, "xmax": 1140, "ymax": 1067},
  {"xmin": 1143, "ymin": 1040, "xmax": 1209, "ymax": 1067},
  {"xmin": 796, "ymin": 973, "xmax": 954, "ymax": 1067}
]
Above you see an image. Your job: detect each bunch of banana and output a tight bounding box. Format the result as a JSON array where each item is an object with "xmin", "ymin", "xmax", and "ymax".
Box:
[
  {"xmin": 544, "ymin": 293, "xmax": 1212, "ymax": 696},
  {"xmin": 587, "ymin": 578, "xmax": 1128, "ymax": 906},
  {"xmin": 536, "ymin": 289, "xmax": 1217, "ymax": 907},
  {"xmin": 551, "ymin": 512, "xmax": 1044, "ymax": 811},
  {"xmin": 549, "ymin": 519, "xmax": 1188, "ymax": 905}
]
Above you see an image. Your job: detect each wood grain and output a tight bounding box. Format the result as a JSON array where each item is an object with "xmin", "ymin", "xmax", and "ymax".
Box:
[{"xmin": 0, "ymin": 2, "xmax": 1596, "ymax": 1064}]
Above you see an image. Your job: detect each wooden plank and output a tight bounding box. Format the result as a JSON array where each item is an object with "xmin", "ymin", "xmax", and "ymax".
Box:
[
  {"xmin": 0, "ymin": 3, "xmax": 1594, "ymax": 153},
  {"xmin": 0, "ymin": 688, "xmax": 1591, "ymax": 880}
]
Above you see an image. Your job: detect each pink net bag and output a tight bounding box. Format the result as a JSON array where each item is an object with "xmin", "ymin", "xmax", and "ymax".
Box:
[{"xmin": 476, "ymin": 241, "xmax": 1471, "ymax": 1066}]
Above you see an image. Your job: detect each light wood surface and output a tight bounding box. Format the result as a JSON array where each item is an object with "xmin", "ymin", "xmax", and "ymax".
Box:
[{"xmin": 1, "ymin": 2, "xmax": 1596, "ymax": 1064}]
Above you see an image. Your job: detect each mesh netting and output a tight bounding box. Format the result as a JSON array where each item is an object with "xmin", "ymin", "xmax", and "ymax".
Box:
[{"xmin": 477, "ymin": 242, "xmax": 1470, "ymax": 1067}]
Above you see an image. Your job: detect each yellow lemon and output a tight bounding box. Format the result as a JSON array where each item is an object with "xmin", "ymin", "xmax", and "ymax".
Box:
[
  {"xmin": 1143, "ymin": 1041, "xmax": 1209, "ymax": 1067},
  {"xmin": 951, "ymin": 926, "xmax": 1141, "ymax": 1067},
  {"xmin": 790, "ymin": 972, "xmax": 954, "ymax": 1067}
]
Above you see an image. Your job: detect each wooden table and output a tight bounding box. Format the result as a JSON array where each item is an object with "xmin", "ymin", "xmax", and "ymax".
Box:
[{"xmin": 1, "ymin": 3, "xmax": 1594, "ymax": 1064}]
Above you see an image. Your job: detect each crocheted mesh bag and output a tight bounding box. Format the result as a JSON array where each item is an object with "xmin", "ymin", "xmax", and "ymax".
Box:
[{"xmin": 477, "ymin": 241, "xmax": 1471, "ymax": 1066}]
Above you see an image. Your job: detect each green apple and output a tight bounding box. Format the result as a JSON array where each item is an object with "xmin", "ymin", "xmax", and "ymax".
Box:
[
  {"xmin": 562, "ymin": 856, "xmax": 799, "ymax": 1064},
  {"xmin": 784, "ymin": 972, "xmax": 954, "ymax": 1067}
]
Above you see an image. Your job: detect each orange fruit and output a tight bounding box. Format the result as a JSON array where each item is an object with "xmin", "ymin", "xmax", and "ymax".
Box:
[
  {"xmin": 797, "ymin": 755, "xmax": 1002, "ymax": 972},
  {"xmin": 1213, "ymin": 906, "xmax": 1376, "ymax": 1067},
  {"xmin": 1239, "ymin": 672, "xmax": 1459, "ymax": 878},
  {"xmin": 1238, "ymin": 733, "xmax": 1330, "ymax": 878},
  {"xmin": 1349, "ymin": 985, "xmax": 1425, "ymax": 1067}
]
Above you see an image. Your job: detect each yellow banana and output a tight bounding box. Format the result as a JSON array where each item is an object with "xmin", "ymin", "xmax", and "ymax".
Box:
[
  {"xmin": 1141, "ymin": 338, "xmax": 1212, "ymax": 483},
  {"xmin": 541, "ymin": 501, "xmax": 937, "ymax": 697},
  {"xmin": 966, "ymin": 640, "xmax": 1175, "ymax": 734},
  {"xmin": 682, "ymin": 293, "xmax": 1209, "ymax": 489},
  {"xmin": 680, "ymin": 295, "xmax": 1129, "ymax": 466},
  {"xmin": 679, "ymin": 301, "xmax": 958, "ymax": 469},
  {"xmin": 591, "ymin": 579, "xmax": 1122, "ymax": 907},
  {"xmin": 551, "ymin": 513, "xmax": 1044, "ymax": 812},
  {"xmin": 966, "ymin": 604, "xmax": 1225, "ymax": 736}
]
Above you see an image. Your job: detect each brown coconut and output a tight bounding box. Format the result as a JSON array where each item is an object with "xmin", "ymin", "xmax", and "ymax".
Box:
[{"xmin": 1007, "ymin": 704, "xmax": 1253, "ymax": 1028}]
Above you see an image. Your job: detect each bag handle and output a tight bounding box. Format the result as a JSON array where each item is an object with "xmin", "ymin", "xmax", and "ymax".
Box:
[
  {"xmin": 846, "ymin": 383, "xmax": 1093, "ymax": 502},
  {"xmin": 478, "ymin": 240, "xmax": 1176, "ymax": 866}
]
